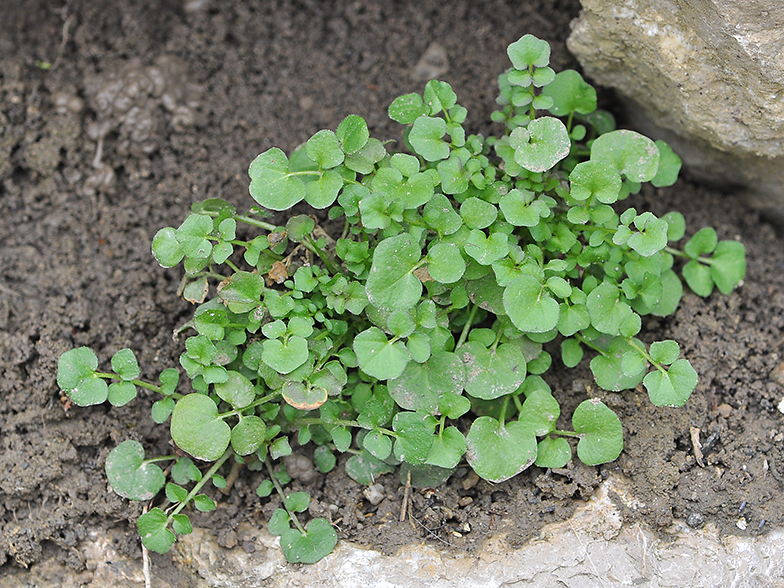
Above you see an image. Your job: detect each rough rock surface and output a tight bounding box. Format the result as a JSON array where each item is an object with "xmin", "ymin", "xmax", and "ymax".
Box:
[{"xmin": 568, "ymin": 0, "xmax": 784, "ymax": 219}]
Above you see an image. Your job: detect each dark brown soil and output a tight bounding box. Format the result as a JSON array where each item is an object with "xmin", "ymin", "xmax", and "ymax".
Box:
[{"xmin": 2, "ymin": 0, "xmax": 784, "ymax": 577}]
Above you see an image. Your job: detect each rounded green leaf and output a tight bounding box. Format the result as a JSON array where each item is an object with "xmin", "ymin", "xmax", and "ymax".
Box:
[
  {"xmin": 710, "ymin": 240, "xmax": 746, "ymax": 295},
  {"xmin": 280, "ymin": 517, "xmax": 338, "ymax": 564},
  {"xmin": 306, "ymin": 129, "xmax": 344, "ymax": 169},
  {"xmin": 152, "ymin": 227, "xmax": 184, "ymax": 267},
  {"xmin": 535, "ymin": 436, "xmax": 572, "ymax": 469},
  {"xmin": 392, "ymin": 411, "xmax": 437, "ymax": 465},
  {"xmin": 353, "ymin": 327, "xmax": 411, "ymax": 380},
  {"xmin": 336, "ymin": 114, "xmax": 370, "ymax": 155},
  {"xmin": 460, "ymin": 197, "xmax": 498, "ymax": 230},
  {"xmin": 108, "ymin": 381, "xmax": 137, "ymax": 407},
  {"xmin": 427, "ymin": 242, "xmax": 466, "ymax": 284},
  {"xmin": 569, "ymin": 160, "xmax": 622, "ymax": 204},
  {"xmin": 682, "ymin": 259, "xmax": 714, "ymax": 296},
  {"xmin": 389, "ymin": 93, "xmax": 427, "ymax": 124},
  {"xmin": 230, "ymin": 415, "xmax": 266, "ymax": 455},
  {"xmin": 138, "ymin": 508, "xmax": 176, "ymax": 554},
  {"xmin": 590, "ymin": 130, "xmax": 660, "ymax": 183},
  {"xmin": 517, "ymin": 389, "xmax": 560, "ymax": 436},
  {"xmin": 286, "ymin": 214, "xmax": 316, "ymax": 242},
  {"xmin": 627, "ymin": 213, "xmax": 668, "ymax": 257},
  {"xmin": 542, "ymin": 69, "xmax": 597, "ymax": 116},
  {"xmin": 589, "ymin": 336, "xmax": 647, "ymax": 391},
  {"xmin": 503, "ymin": 274, "xmax": 560, "ymax": 333},
  {"xmin": 262, "ymin": 336, "xmax": 309, "ymax": 374},
  {"xmin": 248, "ymin": 147, "xmax": 306, "ymax": 211},
  {"xmin": 586, "ymin": 282, "xmax": 633, "ymax": 336},
  {"xmin": 214, "ymin": 370, "xmax": 254, "ymax": 409},
  {"xmin": 57, "ymin": 347, "xmax": 108, "ymax": 406},
  {"xmin": 510, "ymin": 117, "xmax": 570, "ymax": 173},
  {"xmin": 170, "ymin": 394, "xmax": 231, "ymax": 462},
  {"xmin": 561, "ymin": 337, "xmax": 584, "ymax": 368},
  {"xmin": 409, "ymin": 116, "xmax": 449, "ymax": 162},
  {"xmin": 684, "ymin": 227, "xmax": 718, "ymax": 258},
  {"xmin": 305, "ymin": 169, "xmax": 343, "ymax": 209},
  {"xmin": 466, "ymin": 417, "xmax": 537, "ymax": 483},
  {"xmin": 425, "ymin": 426, "xmax": 467, "ymax": 470},
  {"xmin": 663, "ymin": 211, "xmax": 686, "ymax": 242},
  {"xmin": 462, "ymin": 341, "xmax": 526, "ymax": 400},
  {"xmin": 286, "ymin": 491, "xmax": 312, "ymax": 513},
  {"xmin": 507, "ymin": 34, "xmax": 551, "ymax": 69},
  {"xmin": 572, "ymin": 398, "xmax": 623, "ymax": 466},
  {"xmin": 344, "ymin": 138, "xmax": 387, "ymax": 174},
  {"xmin": 282, "ymin": 381, "xmax": 328, "ymax": 410},
  {"xmin": 464, "ymin": 229, "xmax": 509, "ymax": 266},
  {"xmin": 644, "ymin": 359, "xmax": 697, "ymax": 407},
  {"xmin": 499, "ymin": 189, "xmax": 541, "ymax": 227},
  {"xmin": 365, "ymin": 233, "xmax": 423, "ymax": 311},
  {"xmin": 345, "ymin": 450, "xmax": 395, "ymax": 484},
  {"xmin": 363, "ymin": 429, "xmax": 393, "ymax": 460},
  {"xmin": 649, "ymin": 340, "xmax": 680, "ymax": 365},
  {"xmin": 105, "ymin": 440, "xmax": 166, "ymax": 501},
  {"xmin": 651, "ymin": 140, "xmax": 682, "ymax": 187},
  {"xmin": 388, "ymin": 351, "xmax": 465, "ymax": 413}
]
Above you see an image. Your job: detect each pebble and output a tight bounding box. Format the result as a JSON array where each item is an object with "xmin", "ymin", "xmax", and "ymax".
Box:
[{"xmin": 686, "ymin": 512, "xmax": 704, "ymax": 528}]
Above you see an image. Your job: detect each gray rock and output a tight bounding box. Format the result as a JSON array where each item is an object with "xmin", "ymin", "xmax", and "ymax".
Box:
[{"xmin": 568, "ymin": 0, "xmax": 784, "ymax": 220}]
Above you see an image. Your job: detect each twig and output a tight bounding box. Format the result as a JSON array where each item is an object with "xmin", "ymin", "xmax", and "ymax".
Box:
[
  {"xmin": 141, "ymin": 505, "xmax": 152, "ymax": 588},
  {"xmin": 400, "ymin": 469, "xmax": 411, "ymax": 522},
  {"xmin": 690, "ymin": 426, "xmax": 705, "ymax": 467}
]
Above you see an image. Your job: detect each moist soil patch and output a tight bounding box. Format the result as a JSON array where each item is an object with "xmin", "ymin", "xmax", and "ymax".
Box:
[{"xmin": 2, "ymin": 0, "xmax": 784, "ymax": 576}]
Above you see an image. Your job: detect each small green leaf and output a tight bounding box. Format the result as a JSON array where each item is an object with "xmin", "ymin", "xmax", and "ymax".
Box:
[
  {"xmin": 305, "ymin": 170, "xmax": 343, "ymax": 209},
  {"xmin": 313, "ymin": 445, "xmax": 336, "ymax": 473},
  {"xmin": 217, "ymin": 271, "xmax": 264, "ymax": 313},
  {"xmin": 572, "ymin": 399, "xmax": 623, "ymax": 466},
  {"xmin": 105, "ymin": 440, "xmax": 166, "ymax": 501},
  {"xmin": 466, "ymin": 417, "xmax": 537, "ymax": 483},
  {"xmin": 231, "ymin": 416, "xmax": 266, "ymax": 455},
  {"xmin": 507, "ymin": 34, "xmax": 551, "ymax": 69},
  {"xmin": 510, "ymin": 117, "xmax": 570, "ymax": 173},
  {"xmin": 262, "ymin": 337, "xmax": 310, "ymax": 374},
  {"xmin": 151, "ymin": 397, "xmax": 175, "ymax": 423},
  {"xmin": 710, "ymin": 240, "xmax": 746, "ymax": 295},
  {"xmin": 248, "ymin": 148, "xmax": 305, "ymax": 211},
  {"xmin": 644, "ymin": 359, "xmax": 697, "ymax": 407},
  {"xmin": 344, "ymin": 138, "xmax": 386, "ymax": 174},
  {"xmin": 138, "ymin": 508, "xmax": 176, "ymax": 554},
  {"xmin": 215, "ymin": 370, "xmax": 254, "ymax": 409},
  {"xmin": 108, "ymin": 381, "xmax": 137, "ymax": 407},
  {"xmin": 345, "ymin": 449, "xmax": 395, "ymax": 484},
  {"xmin": 282, "ymin": 381, "xmax": 328, "ymax": 410},
  {"xmin": 331, "ymin": 426, "xmax": 352, "ymax": 453},
  {"xmin": 193, "ymin": 494, "xmax": 216, "ymax": 512},
  {"xmin": 460, "ymin": 197, "xmax": 498, "ymax": 230},
  {"xmin": 353, "ymin": 327, "xmax": 411, "ymax": 380},
  {"xmin": 170, "ymin": 394, "xmax": 231, "ymax": 462},
  {"xmin": 517, "ymin": 389, "xmax": 560, "ymax": 436},
  {"xmin": 166, "ymin": 482, "xmax": 188, "ymax": 503},
  {"xmin": 285, "ymin": 215, "xmax": 316, "ymax": 242},
  {"xmin": 569, "ymin": 160, "xmax": 621, "ymax": 204},
  {"xmin": 499, "ymin": 189, "xmax": 541, "ymax": 227},
  {"xmin": 536, "ymin": 436, "xmax": 572, "ymax": 469},
  {"xmin": 365, "ymin": 234, "xmax": 423, "ymax": 311},
  {"xmin": 649, "ymin": 340, "xmax": 680, "ymax": 365},
  {"xmin": 268, "ymin": 508, "xmax": 291, "ymax": 536},
  {"xmin": 392, "ymin": 411, "xmax": 436, "ymax": 465},
  {"xmin": 389, "ymin": 93, "xmax": 427, "ymax": 124},
  {"xmin": 682, "ymin": 259, "xmax": 714, "ymax": 296},
  {"xmin": 423, "ymin": 194, "xmax": 463, "ymax": 236},
  {"xmin": 589, "ymin": 337, "xmax": 647, "ymax": 391},
  {"xmin": 171, "ymin": 514, "xmax": 192, "ymax": 536},
  {"xmin": 306, "ymin": 130, "xmax": 344, "ymax": 169},
  {"xmin": 427, "ymin": 242, "xmax": 466, "ymax": 284},
  {"xmin": 586, "ymin": 282, "xmax": 633, "ymax": 336},
  {"xmin": 286, "ymin": 491, "xmax": 312, "ymax": 513},
  {"xmin": 561, "ymin": 338, "xmax": 584, "ymax": 368},
  {"xmin": 542, "ymin": 69, "xmax": 597, "ymax": 116},
  {"xmin": 336, "ymin": 114, "xmax": 370, "ymax": 155},
  {"xmin": 627, "ymin": 213, "xmax": 668, "ymax": 257},
  {"xmin": 651, "ymin": 140, "xmax": 682, "ymax": 188},
  {"xmin": 152, "ymin": 227, "xmax": 184, "ymax": 267},
  {"xmin": 464, "ymin": 229, "xmax": 509, "ymax": 265},
  {"xmin": 280, "ymin": 518, "xmax": 338, "ymax": 564},
  {"xmin": 423, "ymin": 80, "xmax": 457, "ymax": 114},
  {"xmin": 462, "ymin": 341, "xmax": 526, "ymax": 400},
  {"xmin": 590, "ymin": 130, "xmax": 660, "ymax": 182},
  {"xmin": 663, "ymin": 211, "xmax": 686, "ymax": 242},
  {"xmin": 57, "ymin": 347, "xmax": 108, "ymax": 406},
  {"xmin": 363, "ymin": 429, "xmax": 393, "ymax": 460},
  {"xmin": 409, "ymin": 116, "xmax": 449, "ymax": 162},
  {"xmin": 503, "ymin": 274, "xmax": 560, "ymax": 333},
  {"xmin": 388, "ymin": 351, "xmax": 465, "ymax": 414},
  {"xmin": 425, "ymin": 427, "xmax": 467, "ymax": 469},
  {"xmin": 684, "ymin": 227, "xmax": 718, "ymax": 258}
]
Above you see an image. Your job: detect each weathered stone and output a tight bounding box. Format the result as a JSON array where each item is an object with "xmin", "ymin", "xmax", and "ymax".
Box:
[{"xmin": 568, "ymin": 0, "xmax": 784, "ymax": 220}]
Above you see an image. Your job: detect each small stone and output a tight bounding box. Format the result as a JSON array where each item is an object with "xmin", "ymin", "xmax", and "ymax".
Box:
[
  {"xmin": 736, "ymin": 517, "xmax": 748, "ymax": 531},
  {"xmin": 363, "ymin": 484, "xmax": 385, "ymax": 506},
  {"xmin": 717, "ymin": 403, "xmax": 732, "ymax": 418},
  {"xmin": 462, "ymin": 471, "xmax": 479, "ymax": 490},
  {"xmin": 412, "ymin": 42, "xmax": 449, "ymax": 81},
  {"xmin": 686, "ymin": 512, "xmax": 704, "ymax": 528}
]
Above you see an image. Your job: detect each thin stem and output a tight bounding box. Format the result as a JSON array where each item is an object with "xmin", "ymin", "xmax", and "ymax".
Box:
[
  {"xmin": 455, "ymin": 305, "xmax": 479, "ymax": 350},
  {"xmin": 625, "ymin": 337, "xmax": 666, "ymax": 373},
  {"xmin": 167, "ymin": 449, "xmax": 233, "ymax": 522},
  {"xmin": 553, "ymin": 429, "xmax": 582, "ymax": 438},
  {"xmin": 304, "ymin": 234, "xmax": 342, "ymax": 275},
  {"xmin": 235, "ymin": 215, "xmax": 277, "ymax": 231},
  {"xmin": 265, "ymin": 456, "xmax": 307, "ymax": 535}
]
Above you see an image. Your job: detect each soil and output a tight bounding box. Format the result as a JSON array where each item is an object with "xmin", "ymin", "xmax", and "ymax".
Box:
[{"xmin": 2, "ymin": 0, "xmax": 784, "ymax": 579}]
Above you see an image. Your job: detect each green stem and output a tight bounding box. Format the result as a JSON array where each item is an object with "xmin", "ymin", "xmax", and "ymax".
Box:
[
  {"xmin": 625, "ymin": 337, "xmax": 666, "ymax": 373},
  {"xmin": 167, "ymin": 449, "xmax": 233, "ymax": 522},
  {"xmin": 93, "ymin": 373, "xmax": 182, "ymax": 399},
  {"xmin": 455, "ymin": 305, "xmax": 479, "ymax": 350},
  {"xmin": 498, "ymin": 396, "xmax": 510, "ymax": 427},
  {"xmin": 553, "ymin": 429, "xmax": 582, "ymax": 438},
  {"xmin": 224, "ymin": 259, "xmax": 241, "ymax": 273},
  {"xmin": 574, "ymin": 333, "xmax": 608, "ymax": 358},
  {"xmin": 235, "ymin": 215, "xmax": 277, "ymax": 231},
  {"xmin": 664, "ymin": 246, "xmax": 691, "ymax": 259},
  {"xmin": 220, "ymin": 392, "xmax": 279, "ymax": 419},
  {"xmin": 304, "ymin": 234, "xmax": 342, "ymax": 275},
  {"xmin": 265, "ymin": 456, "xmax": 307, "ymax": 535}
]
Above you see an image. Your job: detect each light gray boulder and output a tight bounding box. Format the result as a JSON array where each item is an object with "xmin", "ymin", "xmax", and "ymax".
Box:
[{"xmin": 568, "ymin": 0, "xmax": 784, "ymax": 220}]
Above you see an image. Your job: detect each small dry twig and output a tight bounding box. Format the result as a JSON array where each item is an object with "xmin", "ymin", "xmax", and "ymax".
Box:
[{"xmin": 690, "ymin": 426, "xmax": 705, "ymax": 467}]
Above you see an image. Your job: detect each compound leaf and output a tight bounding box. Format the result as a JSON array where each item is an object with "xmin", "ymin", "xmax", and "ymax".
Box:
[
  {"xmin": 138, "ymin": 508, "xmax": 176, "ymax": 554},
  {"xmin": 57, "ymin": 347, "xmax": 108, "ymax": 406}
]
